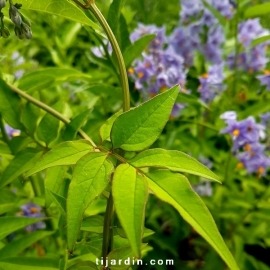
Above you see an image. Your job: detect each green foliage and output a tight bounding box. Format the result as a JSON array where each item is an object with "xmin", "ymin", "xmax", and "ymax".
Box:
[
  {"xmin": 111, "ymin": 86, "xmax": 179, "ymax": 151},
  {"xmin": 112, "ymin": 164, "xmax": 148, "ymax": 258},
  {"xmin": 67, "ymin": 152, "xmax": 113, "ymax": 251},
  {"xmin": 129, "ymin": 149, "xmax": 220, "ymax": 182}
]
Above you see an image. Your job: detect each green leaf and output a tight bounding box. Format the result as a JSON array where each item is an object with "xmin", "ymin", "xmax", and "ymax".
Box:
[
  {"xmin": 67, "ymin": 261, "xmax": 98, "ymax": 270},
  {"xmin": 244, "ymin": 3, "xmax": 270, "ymax": 17},
  {"xmin": 176, "ymin": 92, "xmax": 209, "ymax": 109},
  {"xmin": 19, "ymin": 0, "xmax": 100, "ymax": 29},
  {"xmin": 67, "ymin": 152, "xmax": 113, "ymax": 251},
  {"xmin": 0, "ymin": 257, "xmax": 58, "ymax": 270},
  {"xmin": 0, "ymin": 78, "xmax": 22, "ymax": 129},
  {"xmin": 119, "ymin": 14, "xmax": 132, "ymax": 52},
  {"xmin": 107, "ymin": 244, "xmax": 148, "ymax": 270},
  {"xmin": 0, "ymin": 148, "xmax": 43, "ymax": 189},
  {"xmin": 0, "ymin": 203, "xmax": 16, "ymax": 215},
  {"xmin": 112, "ymin": 164, "xmax": 148, "ymax": 258},
  {"xmin": 63, "ymin": 110, "xmax": 91, "ymax": 141},
  {"xmin": 18, "ymin": 68, "xmax": 91, "ymax": 93},
  {"xmin": 251, "ymin": 35, "xmax": 270, "ymax": 47},
  {"xmin": 129, "ymin": 149, "xmax": 220, "ymax": 182},
  {"xmin": 45, "ymin": 167, "xmax": 66, "ymax": 208},
  {"xmin": 0, "ymin": 231, "xmax": 54, "ymax": 259},
  {"xmin": 21, "ymin": 102, "xmax": 40, "ymax": 134},
  {"xmin": 111, "ymin": 85, "xmax": 179, "ymax": 151},
  {"xmin": 123, "ymin": 34, "xmax": 155, "ymax": 68},
  {"xmin": 146, "ymin": 171, "xmax": 239, "ymax": 270},
  {"xmin": 36, "ymin": 101, "xmax": 64, "ymax": 146},
  {"xmin": 107, "ymin": 0, "xmax": 127, "ymax": 47},
  {"xmin": 0, "ymin": 217, "xmax": 45, "ymax": 240},
  {"xmin": 26, "ymin": 140, "xmax": 93, "ymax": 177},
  {"xmin": 47, "ymin": 190, "xmax": 66, "ymax": 215},
  {"xmin": 100, "ymin": 111, "xmax": 122, "ymax": 142},
  {"xmin": 81, "ymin": 215, "xmax": 104, "ymax": 233}
]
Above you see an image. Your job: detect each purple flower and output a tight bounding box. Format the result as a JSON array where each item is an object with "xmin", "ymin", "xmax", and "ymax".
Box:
[
  {"xmin": 257, "ymin": 70, "xmax": 270, "ymax": 91},
  {"xmin": 237, "ymin": 150, "xmax": 270, "ymax": 176},
  {"xmin": 193, "ymin": 181, "xmax": 212, "ymax": 197},
  {"xmin": 171, "ymin": 103, "xmax": 186, "ymax": 118},
  {"xmin": 220, "ymin": 111, "xmax": 237, "ymax": 121},
  {"xmin": 198, "ymin": 155, "xmax": 213, "ymax": 169},
  {"xmin": 212, "ymin": 0, "xmax": 235, "ymax": 19},
  {"xmin": 260, "ymin": 112, "xmax": 270, "ymax": 127},
  {"xmin": 198, "ymin": 64, "xmax": 224, "ymax": 103},
  {"xmin": 130, "ymin": 23, "xmax": 167, "ymax": 50},
  {"xmin": 4, "ymin": 124, "xmax": 21, "ymax": 139},
  {"xmin": 238, "ymin": 19, "xmax": 268, "ymax": 47},
  {"xmin": 20, "ymin": 203, "xmax": 46, "ymax": 232},
  {"xmin": 180, "ymin": 0, "xmax": 204, "ymax": 24}
]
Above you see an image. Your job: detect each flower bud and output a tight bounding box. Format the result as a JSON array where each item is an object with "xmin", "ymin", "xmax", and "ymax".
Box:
[
  {"xmin": 21, "ymin": 22, "xmax": 32, "ymax": 39},
  {"xmin": 14, "ymin": 25, "xmax": 24, "ymax": 39},
  {"xmin": 21, "ymin": 15, "xmax": 31, "ymax": 27},
  {"xmin": 0, "ymin": 0, "xmax": 6, "ymax": 9},
  {"xmin": 9, "ymin": 4, "xmax": 22, "ymax": 26},
  {"xmin": 1, "ymin": 26, "xmax": 10, "ymax": 38}
]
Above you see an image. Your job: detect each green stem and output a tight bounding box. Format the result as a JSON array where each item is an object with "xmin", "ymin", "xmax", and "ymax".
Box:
[
  {"xmin": 87, "ymin": 2, "xmax": 130, "ymax": 112},
  {"xmin": 0, "ymin": 114, "xmax": 9, "ymax": 145},
  {"xmin": 8, "ymin": 84, "xmax": 96, "ymax": 147}
]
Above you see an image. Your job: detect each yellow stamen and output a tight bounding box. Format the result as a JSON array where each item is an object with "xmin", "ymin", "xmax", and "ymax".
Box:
[
  {"xmin": 233, "ymin": 129, "xmax": 240, "ymax": 137},
  {"xmin": 12, "ymin": 132, "xmax": 20, "ymax": 137},
  {"xmin": 236, "ymin": 162, "xmax": 244, "ymax": 169},
  {"xmin": 264, "ymin": 70, "xmax": 270, "ymax": 75},
  {"xmin": 202, "ymin": 73, "xmax": 208, "ymax": 79},
  {"xmin": 30, "ymin": 207, "xmax": 39, "ymax": 214},
  {"xmin": 145, "ymin": 62, "xmax": 151, "ymax": 68},
  {"xmin": 257, "ymin": 167, "xmax": 264, "ymax": 177},
  {"xmin": 244, "ymin": 144, "xmax": 251, "ymax": 151},
  {"xmin": 128, "ymin": 68, "xmax": 134, "ymax": 74},
  {"xmin": 198, "ymin": 85, "xmax": 202, "ymax": 91},
  {"xmin": 160, "ymin": 85, "xmax": 167, "ymax": 92},
  {"xmin": 138, "ymin": 72, "xmax": 144, "ymax": 78}
]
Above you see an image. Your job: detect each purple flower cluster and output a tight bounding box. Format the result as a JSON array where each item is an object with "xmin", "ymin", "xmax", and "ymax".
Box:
[
  {"xmin": 220, "ymin": 111, "xmax": 270, "ymax": 176},
  {"xmin": 20, "ymin": 203, "xmax": 46, "ymax": 232},
  {"xmin": 198, "ymin": 64, "xmax": 224, "ymax": 103},
  {"xmin": 170, "ymin": 0, "xmax": 234, "ymax": 67},
  {"xmin": 128, "ymin": 25, "xmax": 187, "ymax": 117},
  {"xmin": 227, "ymin": 19, "xmax": 269, "ymax": 73}
]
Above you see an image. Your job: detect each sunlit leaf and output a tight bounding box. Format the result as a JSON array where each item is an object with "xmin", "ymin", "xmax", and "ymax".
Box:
[
  {"xmin": 111, "ymin": 85, "xmax": 179, "ymax": 151},
  {"xmin": 67, "ymin": 152, "xmax": 113, "ymax": 252},
  {"xmin": 112, "ymin": 164, "xmax": 148, "ymax": 258},
  {"xmin": 146, "ymin": 170, "xmax": 239, "ymax": 270}
]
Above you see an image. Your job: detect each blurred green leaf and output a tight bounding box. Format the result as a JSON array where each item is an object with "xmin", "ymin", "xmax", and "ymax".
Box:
[
  {"xmin": 19, "ymin": 0, "xmax": 100, "ymax": 29},
  {"xmin": 67, "ymin": 261, "xmax": 98, "ymax": 270},
  {"xmin": 123, "ymin": 34, "xmax": 155, "ymax": 68},
  {"xmin": 0, "ymin": 257, "xmax": 58, "ymax": 270},
  {"xmin": 63, "ymin": 110, "xmax": 91, "ymax": 141},
  {"xmin": 67, "ymin": 152, "xmax": 113, "ymax": 251},
  {"xmin": 81, "ymin": 215, "xmax": 104, "ymax": 233},
  {"xmin": 0, "ymin": 148, "xmax": 43, "ymax": 189},
  {"xmin": 130, "ymin": 149, "xmax": 220, "ymax": 182},
  {"xmin": 0, "ymin": 217, "xmax": 45, "ymax": 240},
  {"xmin": 0, "ymin": 231, "xmax": 54, "ymax": 259},
  {"xmin": 26, "ymin": 140, "xmax": 93, "ymax": 177},
  {"xmin": 146, "ymin": 171, "xmax": 239, "ymax": 270},
  {"xmin": 100, "ymin": 111, "xmax": 122, "ymax": 142},
  {"xmin": 0, "ymin": 79, "xmax": 23, "ymax": 129},
  {"xmin": 18, "ymin": 68, "xmax": 91, "ymax": 93},
  {"xmin": 111, "ymin": 85, "xmax": 179, "ymax": 151},
  {"xmin": 113, "ymin": 164, "xmax": 148, "ymax": 258},
  {"xmin": 244, "ymin": 3, "xmax": 270, "ymax": 17},
  {"xmin": 47, "ymin": 190, "xmax": 66, "ymax": 214}
]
